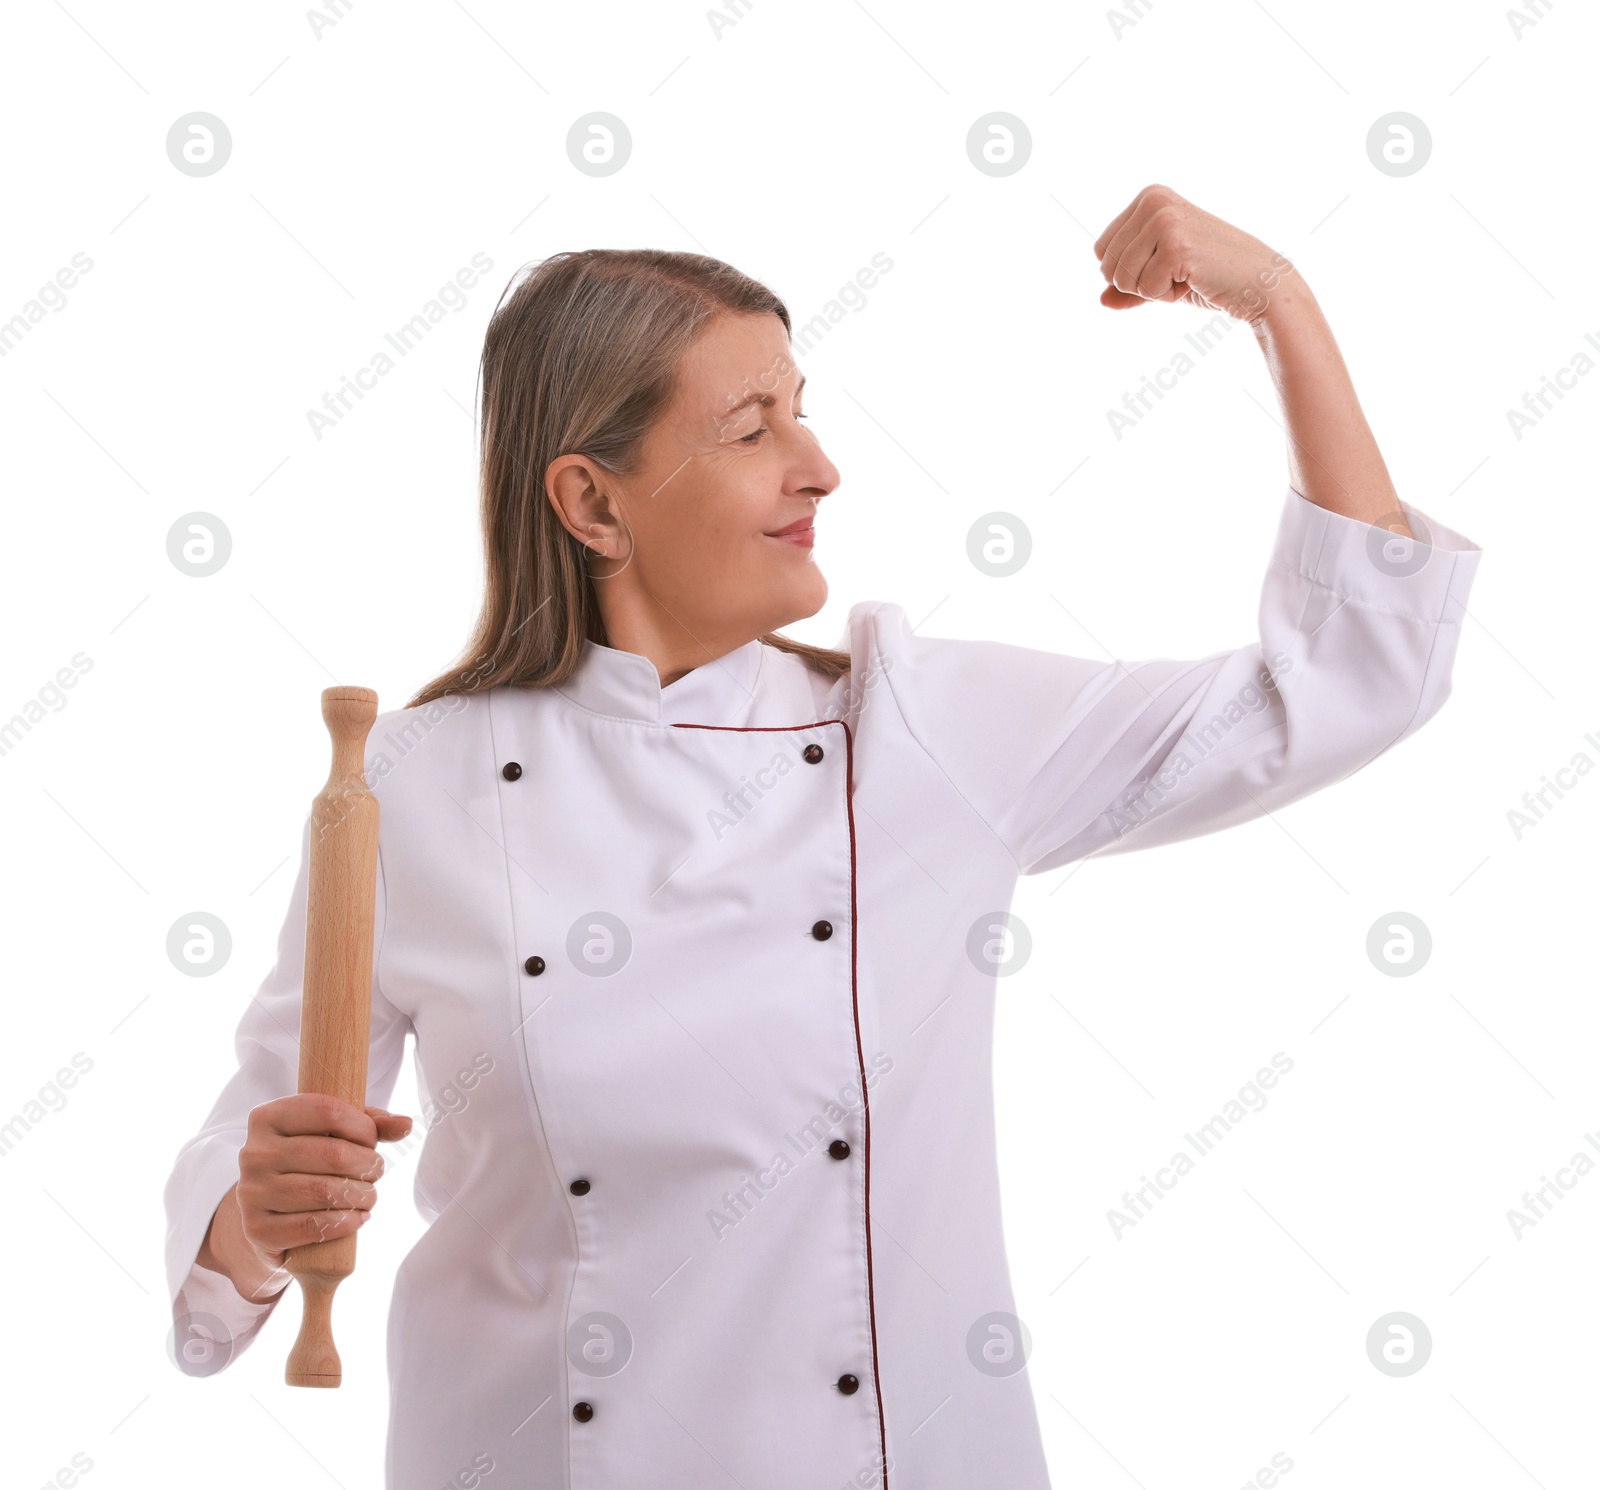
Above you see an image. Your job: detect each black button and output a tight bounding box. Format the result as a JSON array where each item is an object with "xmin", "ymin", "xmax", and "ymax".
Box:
[
  {"xmin": 828, "ymin": 1139, "xmax": 850, "ymax": 1160},
  {"xmin": 524, "ymin": 955, "xmax": 546, "ymax": 976},
  {"xmin": 570, "ymin": 1178, "xmax": 590, "ymax": 1195},
  {"xmin": 803, "ymin": 743, "xmax": 824, "ymax": 764},
  {"xmin": 811, "ymin": 920, "xmax": 833, "ymax": 941},
  {"xmin": 837, "ymin": 1373, "xmax": 860, "ymax": 1395},
  {"xmin": 573, "ymin": 1401, "xmax": 594, "ymax": 1422},
  {"xmin": 502, "ymin": 762, "xmax": 523, "ymax": 780}
]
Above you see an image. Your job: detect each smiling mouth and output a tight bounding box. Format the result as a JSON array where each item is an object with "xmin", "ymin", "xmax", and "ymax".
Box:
[{"xmin": 765, "ymin": 522, "xmax": 815, "ymax": 546}]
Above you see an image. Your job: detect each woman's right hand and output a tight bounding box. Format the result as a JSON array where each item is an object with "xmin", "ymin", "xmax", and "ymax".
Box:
[{"xmin": 234, "ymin": 1094, "xmax": 414, "ymax": 1268}]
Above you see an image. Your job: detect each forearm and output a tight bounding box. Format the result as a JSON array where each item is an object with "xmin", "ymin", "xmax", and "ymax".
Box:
[
  {"xmin": 1251, "ymin": 274, "xmax": 1411, "ymax": 537},
  {"xmin": 195, "ymin": 1181, "xmax": 292, "ymax": 1305}
]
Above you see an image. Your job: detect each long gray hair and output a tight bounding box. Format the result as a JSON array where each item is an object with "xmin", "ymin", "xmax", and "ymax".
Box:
[{"xmin": 407, "ymin": 249, "xmax": 849, "ymax": 709}]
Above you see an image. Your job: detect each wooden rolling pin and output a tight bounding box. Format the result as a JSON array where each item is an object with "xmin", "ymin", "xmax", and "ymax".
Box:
[{"xmin": 284, "ymin": 686, "xmax": 380, "ymax": 1388}]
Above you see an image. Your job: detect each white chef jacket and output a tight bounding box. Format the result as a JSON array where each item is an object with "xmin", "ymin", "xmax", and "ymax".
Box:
[{"xmin": 164, "ymin": 486, "xmax": 1481, "ymax": 1490}]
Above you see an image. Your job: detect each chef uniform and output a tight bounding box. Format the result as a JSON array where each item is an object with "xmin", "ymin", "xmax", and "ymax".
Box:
[{"xmin": 164, "ymin": 486, "xmax": 1481, "ymax": 1490}]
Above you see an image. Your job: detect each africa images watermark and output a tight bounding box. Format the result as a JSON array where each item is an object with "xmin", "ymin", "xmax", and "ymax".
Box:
[
  {"xmin": 0, "ymin": 651, "xmax": 94, "ymax": 761},
  {"xmin": 312, "ymin": 638, "xmax": 605, "ymax": 846},
  {"xmin": 0, "ymin": 1052, "xmax": 94, "ymax": 1159},
  {"xmin": 1105, "ymin": 251, "xmax": 1294, "ymax": 441},
  {"xmin": 1104, "ymin": 654, "xmax": 1295, "ymax": 842},
  {"xmin": 1504, "ymin": 727, "xmax": 1600, "ymax": 840},
  {"xmin": 381, "ymin": 1051, "xmax": 496, "ymax": 1171},
  {"xmin": 704, "ymin": 654, "xmax": 895, "ymax": 844},
  {"xmin": 304, "ymin": 251, "xmax": 494, "ymax": 440},
  {"xmin": 313, "ymin": 665, "xmax": 497, "ymax": 844},
  {"xmin": 0, "ymin": 251, "xmax": 95, "ymax": 359},
  {"xmin": 1506, "ymin": 1127, "xmax": 1600, "ymax": 1240},
  {"xmin": 707, "ymin": 1050, "xmax": 894, "ymax": 1241},
  {"xmin": 1106, "ymin": 309, "xmax": 1237, "ymax": 439},
  {"xmin": 1504, "ymin": 328, "xmax": 1600, "ymax": 441},
  {"xmin": 791, "ymin": 253, "xmax": 894, "ymax": 359},
  {"xmin": 1108, "ymin": 1052, "xmax": 1294, "ymax": 1239}
]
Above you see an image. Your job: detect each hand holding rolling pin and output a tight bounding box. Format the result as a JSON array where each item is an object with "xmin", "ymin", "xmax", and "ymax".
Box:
[
  {"xmin": 198, "ymin": 688, "xmax": 410, "ymax": 1386},
  {"xmin": 200, "ymin": 1096, "xmax": 412, "ymax": 1277}
]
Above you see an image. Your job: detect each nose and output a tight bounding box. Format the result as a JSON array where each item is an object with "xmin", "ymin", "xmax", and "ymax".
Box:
[{"xmin": 790, "ymin": 428, "xmax": 840, "ymax": 502}]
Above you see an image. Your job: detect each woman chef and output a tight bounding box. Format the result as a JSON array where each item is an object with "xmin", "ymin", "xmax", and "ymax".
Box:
[{"xmin": 163, "ymin": 185, "xmax": 1483, "ymax": 1490}]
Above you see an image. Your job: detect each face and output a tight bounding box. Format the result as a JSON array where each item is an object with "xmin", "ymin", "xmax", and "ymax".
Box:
[{"xmin": 545, "ymin": 312, "xmax": 840, "ymax": 679}]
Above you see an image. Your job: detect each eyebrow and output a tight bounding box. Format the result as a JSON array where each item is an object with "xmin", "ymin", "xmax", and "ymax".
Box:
[{"xmin": 718, "ymin": 373, "xmax": 806, "ymax": 420}]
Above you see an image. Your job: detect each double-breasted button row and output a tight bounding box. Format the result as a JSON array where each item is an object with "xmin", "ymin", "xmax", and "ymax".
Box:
[
  {"xmin": 523, "ymin": 925, "xmax": 836, "ymax": 972},
  {"xmin": 510, "ymin": 747, "xmax": 824, "ymax": 777},
  {"xmin": 509, "ymin": 746, "xmax": 824, "ymax": 780},
  {"xmin": 575, "ymin": 1376, "xmax": 861, "ymax": 1423},
  {"xmin": 829, "ymin": 1131, "xmax": 857, "ymax": 1410},
  {"xmin": 504, "ymin": 764, "xmax": 545, "ymax": 976}
]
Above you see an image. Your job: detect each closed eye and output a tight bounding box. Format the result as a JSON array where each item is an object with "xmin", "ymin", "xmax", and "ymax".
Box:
[{"xmin": 739, "ymin": 413, "xmax": 808, "ymax": 445}]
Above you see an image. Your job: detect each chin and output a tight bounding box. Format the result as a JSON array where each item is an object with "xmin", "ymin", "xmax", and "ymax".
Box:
[
  {"xmin": 764, "ymin": 572, "xmax": 828, "ymax": 632},
  {"xmin": 792, "ymin": 570, "xmax": 829, "ymax": 619}
]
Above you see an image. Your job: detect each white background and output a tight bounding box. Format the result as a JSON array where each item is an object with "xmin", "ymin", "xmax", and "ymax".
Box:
[{"xmin": 2, "ymin": 1, "xmax": 1593, "ymax": 1487}]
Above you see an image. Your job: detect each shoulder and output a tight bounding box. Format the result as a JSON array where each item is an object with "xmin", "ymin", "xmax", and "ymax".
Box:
[
  {"xmin": 813, "ymin": 600, "xmax": 927, "ymax": 724},
  {"xmin": 842, "ymin": 598, "xmax": 906, "ymax": 629},
  {"xmin": 832, "ymin": 598, "xmax": 991, "ymax": 678},
  {"xmin": 834, "ymin": 598, "xmax": 912, "ymax": 656},
  {"xmin": 830, "ymin": 597, "xmax": 1120, "ymax": 724},
  {"xmin": 363, "ymin": 692, "xmax": 490, "ymax": 797}
]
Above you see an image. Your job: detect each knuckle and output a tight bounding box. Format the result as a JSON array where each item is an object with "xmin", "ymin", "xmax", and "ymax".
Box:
[
  {"xmin": 1150, "ymin": 214, "xmax": 1188, "ymax": 253},
  {"xmin": 311, "ymin": 1092, "xmax": 347, "ymax": 1128}
]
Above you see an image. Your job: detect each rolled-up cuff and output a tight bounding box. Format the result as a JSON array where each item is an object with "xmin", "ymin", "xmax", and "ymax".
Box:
[
  {"xmin": 1268, "ymin": 485, "xmax": 1482, "ymax": 625},
  {"xmin": 163, "ymin": 1132, "xmax": 286, "ymax": 1375}
]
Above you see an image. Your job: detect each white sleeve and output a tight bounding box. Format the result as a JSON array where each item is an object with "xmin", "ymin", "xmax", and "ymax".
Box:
[
  {"xmin": 160, "ymin": 810, "xmax": 413, "ymax": 1376},
  {"xmin": 871, "ymin": 486, "xmax": 1483, "ymax": 877}
]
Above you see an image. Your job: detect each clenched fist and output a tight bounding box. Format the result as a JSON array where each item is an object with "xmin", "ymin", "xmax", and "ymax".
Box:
[
  {"xmin": 197, "ymin": 1094, "xmax": 415, "ymax": 1302},
  {"xmin": 235, "ymin": 1094, "xmax": 414, "ymax": 1264},
  {"xmin": 1093, "ymin": 184, "xmax": 1295, "ymax": 324}
]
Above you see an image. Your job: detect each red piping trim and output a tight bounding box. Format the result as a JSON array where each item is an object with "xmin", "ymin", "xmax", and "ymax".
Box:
[{"xmin": 670, "ymin": 718, "xmax": 888, "ymax": 1489}]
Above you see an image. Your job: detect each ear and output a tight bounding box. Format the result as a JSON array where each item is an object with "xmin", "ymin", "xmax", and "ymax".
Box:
[{"xmin": 545, "ymin": 454, "xmax": 626, "ymax": 557}]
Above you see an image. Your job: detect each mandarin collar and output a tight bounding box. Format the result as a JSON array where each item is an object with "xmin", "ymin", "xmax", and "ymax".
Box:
[{"xmin": 552, "ymin": 634, "xmax": 768, "ymax": 726}]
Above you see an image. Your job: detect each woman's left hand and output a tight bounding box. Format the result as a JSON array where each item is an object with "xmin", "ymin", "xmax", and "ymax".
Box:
[{"xmin": 1093, "ymin": 184, "xmax": 1296, "ymax": 325}]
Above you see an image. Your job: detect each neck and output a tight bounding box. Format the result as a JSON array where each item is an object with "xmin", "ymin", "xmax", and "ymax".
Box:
[{"xmin": 595, "ymin": 599, "xmax": 760, "ymax": 688}]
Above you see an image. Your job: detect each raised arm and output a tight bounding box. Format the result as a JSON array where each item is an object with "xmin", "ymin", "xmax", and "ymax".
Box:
[
  {"xmin": 1093, "ymin": 183, "xmax": 1411, "ymax": 536},
  {"xmin": 851, "ymin": 190, "xmax": 1481, "ymax": 878}
]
